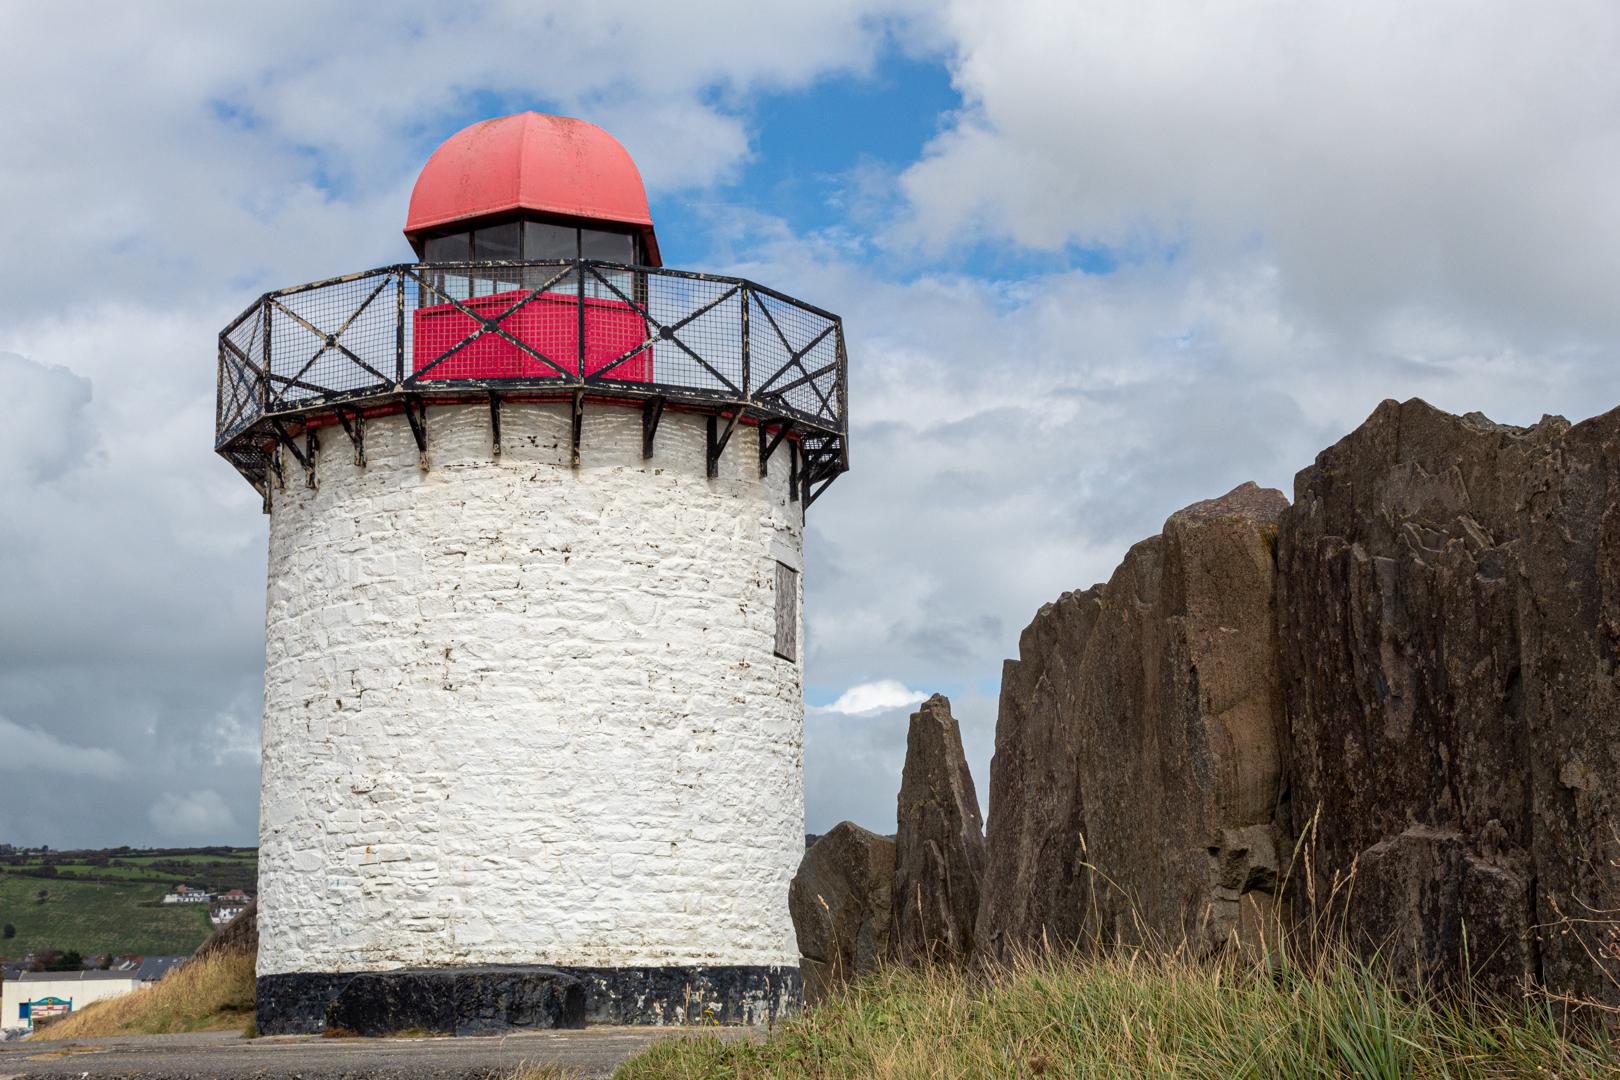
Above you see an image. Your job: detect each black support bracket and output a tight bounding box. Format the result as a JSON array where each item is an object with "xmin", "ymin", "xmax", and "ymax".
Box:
[
  {"xmin": 759, "ymin": 419, "xmax": 793, "ymax": 478},
  {"xmin": 336, "ymin": 405, "xmax": 366, "ymax": 467},
  {"xmin": 404, "ymin": 395, "xmax": 428, "ymax": 469},
  {"xmin": 489, "ymin": 391, "xmax": 502, "ymax": 457},
  {"xmin": 642, "ymin": 396, "xmax": 665, "ymax": 459},
  {"xmin": 707, "ymin": 408, "xmax": 744, "ymax": 479},
  {"xmin": 789, "ymin": 440, "xmax": 799, "ymax": 502},
  {"xmin": 269, "ymin": 419, "xmax": 310, "ymax": 476},
  {"xmin": 571, "ymin": 389, "xmax": 584, "ymax": 467},
  {"xmin": 303, "ymin": 428, "xmax": 319, "ymax": 489}
]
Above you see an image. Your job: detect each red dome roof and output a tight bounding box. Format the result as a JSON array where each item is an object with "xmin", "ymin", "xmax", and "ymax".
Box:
[{"xmin": 405, "ymin": 112, "xmax": 660, "ymax": 265}]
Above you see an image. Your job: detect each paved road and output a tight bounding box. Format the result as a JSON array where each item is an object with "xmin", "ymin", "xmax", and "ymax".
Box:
[{"xmin": 0, "ymin": 1025, "xmax": 756, "ymax": 1078}]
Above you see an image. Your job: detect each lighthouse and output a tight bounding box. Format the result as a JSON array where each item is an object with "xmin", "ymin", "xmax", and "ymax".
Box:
[{"xmin": 214, "ymin": 113, "xmax": 849, "ymax": 1034}]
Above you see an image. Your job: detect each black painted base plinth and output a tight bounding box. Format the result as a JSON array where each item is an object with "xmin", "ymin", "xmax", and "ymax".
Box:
[{"xmin": 256, "ymin": 964, "xmax": 802, "ymax": 1035}]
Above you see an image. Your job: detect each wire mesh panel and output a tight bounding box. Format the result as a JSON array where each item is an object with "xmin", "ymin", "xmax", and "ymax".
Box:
[
  {"xmin": 267, "ymin": 271, "xmax": 397, "ymax": 408},
  {"xmin": 750, "ymin": 289, "xmax": 841, "ymax": 424},
  {"xmin": 218, "ymin": 307, "xmax": 266, "ymax": 444},
  {"xmin": 215, "ymin": 261, "xmax": 849, "ymax": 499},
  {"xmin": 628, "ymin": 272, "xmax": 744, "ymax": 396}
]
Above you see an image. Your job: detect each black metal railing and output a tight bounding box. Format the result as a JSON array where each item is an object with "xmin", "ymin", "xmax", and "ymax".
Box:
[{"xmin": 215, "ymin": 260, "xmax": 849, "ymax": 505}]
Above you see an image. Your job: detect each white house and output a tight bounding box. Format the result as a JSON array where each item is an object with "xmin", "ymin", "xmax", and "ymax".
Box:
[
  {"xmin": 211, "ymin": 903, "xmax": 248, "ymax": 926},
  {"xmin": 160, "ymin": 887, "xmax": 211, "ymax": 904}
]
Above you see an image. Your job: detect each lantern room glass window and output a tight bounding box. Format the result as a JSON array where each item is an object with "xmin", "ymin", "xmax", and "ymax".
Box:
[
  {"xmin": 421, "ymin": 219, "xmax": 642, "ymax": 265},
  {"xmin": 421, "ymin": 218, "xmax": 642, "ymax": 299},
  {"xmin": 475, "ymin": 222, "xmax": 521, "ymax": 262},
  {"xmin": 523, "ymin": 222, "xmax": 576, "ymax": 261}
]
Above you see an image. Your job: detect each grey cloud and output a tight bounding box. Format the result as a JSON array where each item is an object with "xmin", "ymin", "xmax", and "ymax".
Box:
[
  {"xmin": 0, "ymin": 717, "xmax": 126, "ymax": 778},
  {"xmin": 149, "ymin": 790, "xmax": 237, "ymax": 841},
  {"xmin": 0, "ymin": 353, "xmax": 95, "ymax": 483}
]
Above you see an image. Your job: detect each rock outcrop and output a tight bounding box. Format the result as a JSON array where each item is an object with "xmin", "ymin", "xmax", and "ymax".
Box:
[
  {"xmin": 1278, "ymin": 398, "xmax": 1620, "ymax": 1004},
  {"xmin": 893, "ymin": 694, "xmax": 987, "ymax": 964},
  {"xmin": 975, "ymin": 587, "xmax": 1101, "ymax": 962},
  {"xmin": 978, "ymin": 482, "xmax": 1291, "ymax": 960},
  {"xmin": 789, "ymin": 822, "xmax": 895, "ymax": 1003}
]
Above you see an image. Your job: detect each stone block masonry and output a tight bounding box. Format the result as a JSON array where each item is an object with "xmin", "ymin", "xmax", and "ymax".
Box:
[{"xmin": 257, "ymin": 399, "xmax": 805, "ymax": 1030}]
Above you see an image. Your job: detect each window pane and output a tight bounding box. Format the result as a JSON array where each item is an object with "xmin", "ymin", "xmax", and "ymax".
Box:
[
  {"xmin": 424, "ymin": 232, "xmax": 470, "ymax": 262},
  {"xmin": 581, "ymin": 229, "xmax": 634, "ymax": 263},
  {"xmin": 523, "ymin": 222, "xmax": 577, "ymax": 261},
  {"xmin": 474, "ymin": 222, "xmax": 520, "ymax": 262}
]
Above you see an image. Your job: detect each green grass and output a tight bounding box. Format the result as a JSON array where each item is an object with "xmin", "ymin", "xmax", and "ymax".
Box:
[
  {"xmin": 1, "ymin": 852, "xmax": 258, "ymax": 893},
  {"xmin": 613, "ymin": 949, "xmax": 1619, "ymax": 1080},
  {"xmin": 0, "ymin": 873, "xmax": 215, "ymax": 958}
]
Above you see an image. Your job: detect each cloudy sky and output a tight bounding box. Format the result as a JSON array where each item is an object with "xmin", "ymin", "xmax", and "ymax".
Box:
[{"xmin": 3, "ymin": 1, "xmax": 1619, "ymax": 846}]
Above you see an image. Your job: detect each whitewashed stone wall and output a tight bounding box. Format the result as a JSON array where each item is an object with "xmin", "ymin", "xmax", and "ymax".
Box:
[{"xmin": 258, "ymin": 401, "xmax": 805, "ymax": 976}]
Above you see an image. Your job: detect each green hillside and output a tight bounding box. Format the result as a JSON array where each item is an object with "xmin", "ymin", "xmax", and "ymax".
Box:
[{"xmin": 0, "ymin": 875, "xmax": 217, "ymax": 959}]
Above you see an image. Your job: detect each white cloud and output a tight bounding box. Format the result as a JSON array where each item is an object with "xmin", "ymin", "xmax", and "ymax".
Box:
[
  {"xmin": 903, "ymin": 0, "xmax": 1620, "ymax": 341},
  {"xmin": 0, "ymin": 717, "xmax": 125, "ymax": 779},
  {"xmin": 148, "ymin": 790, "xmax": 237, "ymax": 841},
  {"xmin": 825, "ymin": 679, "xmax": 928, "ymax": 714}
]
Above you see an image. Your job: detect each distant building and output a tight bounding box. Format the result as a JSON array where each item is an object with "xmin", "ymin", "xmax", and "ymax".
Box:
[
  {"xmin": 161, "ymin": 886, "xmax": 211, "ymax": 904},
  {"xmin": 210, "ymin": 902, "xmax": 248, "ymax": 926},
  {"xmin": 1, "ymin": 970, "xmax": 141, "ymax": 1029},
  {"xmin": 134, "ymin": 957, "xmax": 185, "ymax": 983}
]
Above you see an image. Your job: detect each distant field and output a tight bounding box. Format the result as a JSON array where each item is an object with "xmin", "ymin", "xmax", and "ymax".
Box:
[
  {"xmin": 1, "ymin": 850, "xmax": 257, "ymax": 893},
  {"xmin": 0, "ymin": 874, "xmax": 215, "ymax": 958}
]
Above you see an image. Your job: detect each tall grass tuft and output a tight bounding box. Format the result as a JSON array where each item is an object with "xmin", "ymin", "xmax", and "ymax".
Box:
[
  {"xmin": 612, "ymin": 946, "xmax": 1618, "ymax": 1079},
  {"xmin": 36, "ymin": 950, "xmax": 256, "ymax": 1039}
]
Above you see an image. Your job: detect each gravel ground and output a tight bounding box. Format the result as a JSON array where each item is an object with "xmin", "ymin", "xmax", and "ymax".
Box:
[{"xmin": 0, "ymin": 1025, "xmax": 759, "ymax": 1078}]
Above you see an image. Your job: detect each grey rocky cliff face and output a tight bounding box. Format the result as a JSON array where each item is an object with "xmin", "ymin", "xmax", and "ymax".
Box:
[
  {"xmin": 1278, "ymin": 397, "xmax": 1620, "ymax": 1004},
  {"xmin": 978, "ymin": 482, "xmax": 1291, "ymax": 960},
  {"xmin": 788, "ymin": 822, "xmax": 895, "ymax": 1004},
  {"xmin": 975, "ymin": 587, "xmax": 1103, "ymax": 963},
  {"xmin": 893, "ymin": 694, "xmax": 988, "ymax": 964}
]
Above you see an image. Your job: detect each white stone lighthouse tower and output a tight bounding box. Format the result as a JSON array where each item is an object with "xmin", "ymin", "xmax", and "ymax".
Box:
[{"xmin": 213, "ymin": 113, "xmax": 849, "ymax": 1034}]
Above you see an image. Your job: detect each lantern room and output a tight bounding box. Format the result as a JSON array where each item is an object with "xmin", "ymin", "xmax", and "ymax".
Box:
[
  {"xmin": 402, "ymin": 113, "xmax": 661, "ymax": 383},
  {"xmin": 404, "ymin": 111, "xmax": 662, "ymax": 267},
  {"xmin": 216, "ymin": 110, "xmax": 849, "ymax": 509}
]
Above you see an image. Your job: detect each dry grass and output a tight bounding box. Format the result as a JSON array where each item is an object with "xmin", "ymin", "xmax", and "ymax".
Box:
[
  {"xmin": 36, "ymin": 950, "xmax": 256, "ymax": 1039},
  {"xmin": 611, "ymin": 947, "xmax": 1620, "ymax": 1080}
]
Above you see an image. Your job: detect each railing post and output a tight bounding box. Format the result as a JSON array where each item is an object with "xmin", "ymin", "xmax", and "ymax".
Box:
[
  {"xmin": 395, "ymin": 271, "xmax": 405, "ymax": 383},
  {"xmin": 215, "ymin": 338, "xmax": 226, "ymax": 438},
  {"xmin": 576, "ymin": 258, "xmax": 585, "ymax": 384},
  {"xmin": 261, "ymin": 302, "xmax": 272, "ymax": 413},
  {"xmin": 740, "ymin": 284, "xmax": 751, "ymax": 402}
]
